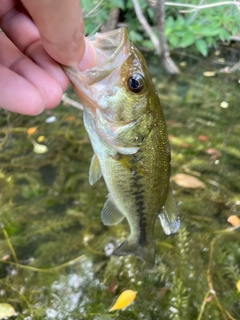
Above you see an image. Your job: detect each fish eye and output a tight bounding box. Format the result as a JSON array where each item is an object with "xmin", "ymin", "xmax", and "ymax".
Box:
[{"xmin": 127, "ymin": 73, "xmax": 145, "ymax": 93}]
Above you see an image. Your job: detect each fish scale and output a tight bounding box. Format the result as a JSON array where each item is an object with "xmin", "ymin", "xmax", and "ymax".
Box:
[{"xmin": 63, "ymin": 27, "xmax": 180, "ymax": 267}]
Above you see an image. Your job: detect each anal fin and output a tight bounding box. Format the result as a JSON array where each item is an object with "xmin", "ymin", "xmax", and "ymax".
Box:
[{"xmin": 101, "ymin": 195, "xmax": 124, "ymax": 225}]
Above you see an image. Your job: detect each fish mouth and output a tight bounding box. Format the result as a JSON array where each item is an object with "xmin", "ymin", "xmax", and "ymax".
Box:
[{"xmin": 63, "ymin": 27, "xmax": 131, "ymax": 89}]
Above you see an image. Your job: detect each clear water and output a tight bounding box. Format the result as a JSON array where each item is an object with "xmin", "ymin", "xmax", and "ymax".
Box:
[{"xmin": 0, "ymin": 46, "xmax": 240, "ymax": 319}]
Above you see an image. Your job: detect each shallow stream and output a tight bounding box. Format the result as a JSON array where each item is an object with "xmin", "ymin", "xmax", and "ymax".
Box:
[{"xmin": 0, "ymin": 46, "xmax": 240, "ymax": 319}]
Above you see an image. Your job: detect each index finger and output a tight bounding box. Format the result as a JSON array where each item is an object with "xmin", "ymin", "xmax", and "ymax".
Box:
[{"xmin": 21, "ymin": 0, "xmax": 85, "ymax": 67}]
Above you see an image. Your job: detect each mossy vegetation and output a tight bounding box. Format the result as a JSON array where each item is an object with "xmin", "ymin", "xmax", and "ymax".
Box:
[{"xmin": 0, "ymin": 46, "xmax": 240, "ymax": 319}]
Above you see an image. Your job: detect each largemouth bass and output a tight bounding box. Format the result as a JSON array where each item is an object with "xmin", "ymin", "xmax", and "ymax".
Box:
[{"xmin": 64, "ymin": 28, "xmax": 180, "ymax": 267}]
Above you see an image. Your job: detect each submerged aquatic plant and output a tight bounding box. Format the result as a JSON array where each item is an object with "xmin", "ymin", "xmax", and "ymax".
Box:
[{"xmin": 0, "ymin": 48, "xmax": 240, "ymax": 319}]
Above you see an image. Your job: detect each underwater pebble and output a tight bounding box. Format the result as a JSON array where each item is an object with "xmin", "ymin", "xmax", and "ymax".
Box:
[
  {"xmin": 104, "ymin": 243, "xmax": 115, "ymax": 256},
  {"xmin": 32, "ymin": 141, "xmax": 48, "ymax": 154},
  {"xmin": 179, "ymin": 61, "xmax": 186, "ymax": 67},
  {"xmin": 220, "ymin": 101, "xmax": 229, "ymax": 108},
  {"xmin": 45, "ymin": 116, "xmax": 57, "ymax": 123},
  {"xmin": 217, "ymin": 58, "xmax": 225, "ymax": 63},
  {"xmin": 0, "ymin": 303, "xmax": 17, "ymax": 319},
  {"xmin": 169, "ymin": 306, "xmax": 178, "ymax": 313},
  {"xmin": 203, "ymin": 71, "xmax": 215, "ymax": 77}
]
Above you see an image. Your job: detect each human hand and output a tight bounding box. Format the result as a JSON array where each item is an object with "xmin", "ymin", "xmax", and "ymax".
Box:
[{"xmin": 0, "ymin": 0, "xmax": 96, "ymax": 115}]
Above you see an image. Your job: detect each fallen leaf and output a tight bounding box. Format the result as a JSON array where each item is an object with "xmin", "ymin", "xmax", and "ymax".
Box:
[
  {"xmin": 169, "ymin": 137, "xmax": 190, "ymax": 148},
  {"xmin": 27, "ymin": 127, "xmax": 38, "ymax": 135},
  {"xmin": 171, "ymin": 174, "xmax": 205, "ymax": 189},
  {"xmin": 109, "ymin": 289, "xmax": 137, "ymax": 312},
  {"xmin": 156, "ymin": 287, "xmax": 169, "ymax": 299},
  {"xmin": 205, "ymin": 148, "xmax": 222, "ymax": 160},
  {"xmin": 236, "ymin": 280, "xmax": 240, "ymax": 292},
  {"xmin": 0, "ymin": 303, "xmax": 17, "ymax": 319},
  {"xmin": 179, "ymin": 142, "xmax": 190, "ymax": 148},
  {"xmin": 166, "ymin": 120, "xmax": 176, "ymax": 125},
  {"xmin": 107, "ymin": 279, "xmax": 117, "ymax": 293},
  {"xmin": 2, "ymin": 255, "xmax": 10, "ymax": 261},
  {"xmin": 227, "ymin": 215, "xmax": 240, "ymax": 227},
  {"xmin": 205, "ymin": 294, "xmax": 214, "ymax": 302},
  {"xmin": 37, "ymin": 135, "xmax": 45, "ymax": 142},
  {"xmin": 198, "ymin": 135, "xmax": 209, "ymax": 141},
  {"xmin": 65, "ymin": 116, "xmax": 76, "ymax": 121}
]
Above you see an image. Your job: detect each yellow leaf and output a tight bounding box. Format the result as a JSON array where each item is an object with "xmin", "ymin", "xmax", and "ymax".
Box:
[
  {"xmin": 27, "ymin": 127, "xmax": 38, "ymax": 135},
  {"xmin": 109, "ymin": 289, "xmax": 137, "ymax": 312},
  {"xmin": 0, "ymin": 303, "xmax": 17, "ymax": 319},
  {"xmin": 37, "ymin": 135, "xmax": 45, "ymax": 142},
  {"xmin": 171, "ymin": 174, "xmax": 205, "ymax": 189},
  {"xmin": 236, "ymin": 280, "xmax": 240, "ymax": 292}
]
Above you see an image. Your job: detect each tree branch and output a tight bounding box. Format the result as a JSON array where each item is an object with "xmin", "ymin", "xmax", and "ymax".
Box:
[
  {"xmin": 155, "ymin": 0, "xmax": 180, "ymax": 74},
  {"xmin": 164, "ymin": 1, "xmax": 240, "ymax": 13},
  {"xmin": 132, "ymin": 0, "xmax": 160, "ymax": 54},
  {"xmin": 132, "ymin": 0, "xmax": 179, "ymax": 74}
]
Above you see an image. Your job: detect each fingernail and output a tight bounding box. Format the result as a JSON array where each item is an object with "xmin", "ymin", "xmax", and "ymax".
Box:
[{"xmin": 78, "ymin": 38, "xmax": 97, "ymax": 71}]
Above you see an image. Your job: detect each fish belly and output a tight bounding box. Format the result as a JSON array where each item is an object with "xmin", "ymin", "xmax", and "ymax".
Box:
[{"xmin": 84, "ymin": 111, "xmax": 170, "ymax": 267}]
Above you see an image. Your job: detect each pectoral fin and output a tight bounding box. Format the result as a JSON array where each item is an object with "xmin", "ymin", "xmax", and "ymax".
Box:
[
  {"xmin": 96, "ymin": 110, "xmax": 141, "ymax": 155},
  {"xmin": 158, "ymin": 187, "xmax": 180, "ymax": 235},
  {"xmin": 101, "ymin": 195, "xmax": 125, "ymax": 225},
  {"xmin": 89, "ymin": 154, "xmax": 102, "ymax": 185}
]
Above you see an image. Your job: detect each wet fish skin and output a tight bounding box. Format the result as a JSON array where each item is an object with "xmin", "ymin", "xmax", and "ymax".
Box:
[{"xmin": 63, "ymin": 28, "xmax": 179, "ymax": 267}]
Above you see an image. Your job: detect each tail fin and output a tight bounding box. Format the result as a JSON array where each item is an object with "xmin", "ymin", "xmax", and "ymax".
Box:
[
  {"xmin": 158, "ymin": 187, "xmax": 180, "ymax": 235},
  {"xmin": 112, "ymin": 239, "xmax": 156, "ymax": 268}
]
